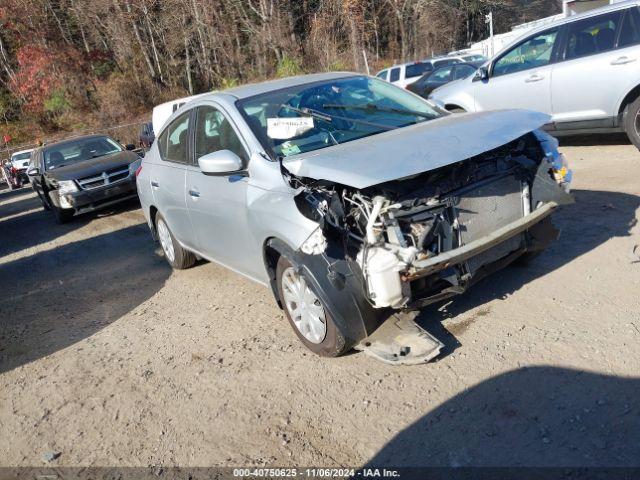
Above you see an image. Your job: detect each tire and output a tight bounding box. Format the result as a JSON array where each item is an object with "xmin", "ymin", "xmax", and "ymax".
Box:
[
  {"xmin": 514, "ymin": 250, "xmax": 542, "ymax": 267},
  {"xmin": 52, "ymin": 206, "xmax": 74, "ymax": 224},
  {"xmin": 276, "ymin": 255, "xmax": 348, "ymax": 357},
  {"xmin": 624, "ymin": 96, "xmax": 640, "ymax": 151},
  {"xmin": 36, "ymin": 190, "xmax": 51, "ymax": 210},
  {"xmin": 448, "ymin": 107, "xmax": 466, "ymax": 113},
  {"xmin": 155, "ymin": 213, "xmax": 196, "ymax": 269}
]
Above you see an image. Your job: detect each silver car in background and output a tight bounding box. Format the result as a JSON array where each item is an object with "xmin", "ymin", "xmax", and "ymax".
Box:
[
  {"xmin": 137, "ymin": 72, "xmax": 572, "ymax": 361},
  {"xmin": 429, "ymin": 1, "xmax": 640, "ymax": 149}
]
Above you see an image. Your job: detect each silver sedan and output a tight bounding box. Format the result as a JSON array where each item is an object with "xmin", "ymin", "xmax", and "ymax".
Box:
[{"xmin": 136, "ymin": 72, "xmax": 572, "ymax": 360}]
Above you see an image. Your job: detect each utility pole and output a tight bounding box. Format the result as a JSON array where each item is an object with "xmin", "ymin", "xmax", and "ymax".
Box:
[{"xmin": 485, "ymin": 11, "xmax": 495, "ymax": 57}]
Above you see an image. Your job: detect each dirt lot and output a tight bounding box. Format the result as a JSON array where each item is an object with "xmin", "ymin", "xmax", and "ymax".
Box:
[{"xmin": 1, "ymin": 136, "xmax": 639, "ymax": 468}]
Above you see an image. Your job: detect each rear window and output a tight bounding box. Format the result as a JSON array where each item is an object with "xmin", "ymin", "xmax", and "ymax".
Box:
[
  {"xmin": 405, "ymin": 63, "xmax": 431, "ymax": 78},
  {"xmin": 433, "ymin": 58, "xmax": 462, "ymax": 68},
  {"xmin": 11, "ymin": 152, "xmax": 31, "ymax": 162},
  {"xmin": 389, "ymin": 68, "xmax": 401, "ymax": 82}
]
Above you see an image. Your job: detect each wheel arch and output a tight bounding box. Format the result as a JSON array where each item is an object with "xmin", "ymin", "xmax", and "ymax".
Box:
[
  {"xmin": 617, "ymin": 84, "xmax": 640, "ymax": 121},
  {"xmin": 263, "ymin": 237, "xmax": 296, "ymax": 309}
]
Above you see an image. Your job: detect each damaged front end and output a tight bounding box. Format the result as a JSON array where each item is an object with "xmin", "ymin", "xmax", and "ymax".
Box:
[{"xmin": 289, "ymin": 129, "xmax": 572, "ymax": 324}]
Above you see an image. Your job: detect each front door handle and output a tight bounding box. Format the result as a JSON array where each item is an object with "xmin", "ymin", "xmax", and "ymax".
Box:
[
  {"xmin": 611, "ymin": 56, "xmax": 636, "ymax": 65},
  {"xmin": 525, "ymin": 74, "xmax": 544, "ymax": 83},
  {"xmin": 188, "ymin": 189, "xmax": 200, "ymax": 198},
  {"xmin": 151, "ymin": 180, "xmax": 159, "ymax": 188}
]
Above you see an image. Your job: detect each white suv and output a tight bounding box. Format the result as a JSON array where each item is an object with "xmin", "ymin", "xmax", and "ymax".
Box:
[{"xmin": 429, "ymin": 1, "xmax": 640, "ymax": 149}]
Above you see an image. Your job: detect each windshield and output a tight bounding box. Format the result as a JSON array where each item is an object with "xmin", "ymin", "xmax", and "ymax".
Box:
[
  {"xmin": 11, "ymin": 152, "xmax": 31, "ymax": 162},
  {"xmin": 237, "ymin": 76, "xmax": 442, "ymax": 159},
  {"xmin": 43, "ymin": 136, "xmax": 122, "ymax": 170}
]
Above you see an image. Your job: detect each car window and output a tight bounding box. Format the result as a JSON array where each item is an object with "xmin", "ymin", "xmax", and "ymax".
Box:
[
  {"xmin": 237, "ymin": 76, "xmax": 442, "ymax": 159},
  {"xmin": 619, "ymin": 7, "xmax": 640, "ymax": 48},
  {"xmin": 43, "ymin": 136, "xmax": 122, "ymax": 170},
  {"xmin": 376, "ymin": 70, "xmax": 388, "ymax": 80},
  {"xmin": 194, "ymin": 106, "xmax": 248, "ymax": 164},
  {"xmin": 565, "ymin": 11, "xmax": 622, "ymax": 60},
  {"xmin": 433, "ymin": 58, "xmax": 461, "ymax": 68},
  {"xmin": 405, "ymin": 63, "xmax": 431, "ymax": 78},
  {"xmin": 429, "ymin": 66, "xmax": 453, "ymax": 82},
  {"xmin": 389, "ymin": 68, "xmax": 401, "ymax": 82},
  {"xmin": 453, "ymin": 64, "xmax": 476, "ymax": 80},
  {"xmin": 159, "ymin": 111, "xmax": 190, "ymax": 163},
  {"xmin": 493, "ymin": 29, "xmax": 558, "ymax": 77}
]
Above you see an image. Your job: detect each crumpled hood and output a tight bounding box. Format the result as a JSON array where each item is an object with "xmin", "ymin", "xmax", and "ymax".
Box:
[{"xmin": 282, "ymin": 109, "xmax": 550, "ymax": 189}]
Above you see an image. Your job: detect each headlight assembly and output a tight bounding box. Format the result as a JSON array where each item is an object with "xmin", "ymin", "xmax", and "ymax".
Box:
[{"xmin": 57, "ymin": 180, "xmax": 79, "ymax": 195}]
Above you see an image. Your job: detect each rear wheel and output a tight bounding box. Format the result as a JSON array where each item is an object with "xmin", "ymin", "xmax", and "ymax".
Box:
[
  {"xmin": 156, "ymin": 213, "xmax": 195, "ymax": 269},
  {"xmin": 448, "ymin": 107, "xmax": 466, "ymax": 113},
  {"xmin": 276, "ymin": 255, "xmax": 347, "ymax": 357},
  {"xmin": 624, "ymin": 96, "xmax": 640, "ymax": 151}
]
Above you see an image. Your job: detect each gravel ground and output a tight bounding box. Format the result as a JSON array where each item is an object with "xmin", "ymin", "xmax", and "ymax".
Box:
[{"xmin": 1, "ymin": 136, "xmax": 639, "ymax": 468}]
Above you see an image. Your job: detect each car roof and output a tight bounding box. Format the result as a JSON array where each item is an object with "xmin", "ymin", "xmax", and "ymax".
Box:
[
  {"xmin": 499, "ymin": 0, "xmax": 640, "ymax": 53},
  {"xmin": 220, "ymin": 72, "xmax": 360, "ymax": 99}
]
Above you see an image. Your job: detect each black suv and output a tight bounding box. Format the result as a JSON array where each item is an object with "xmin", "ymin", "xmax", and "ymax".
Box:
[{"xmin": 27, "ymin": 135, "xmax": 141, "ymax": 223}]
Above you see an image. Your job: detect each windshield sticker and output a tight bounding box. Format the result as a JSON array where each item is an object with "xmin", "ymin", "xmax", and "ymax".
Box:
[
  {"xmin": 280, "ymin": 141, "xmax": 301, "ymax": 156},
  {"xmin": 267, "ymin": 117, "xmax": 314, "ymax": 140}
]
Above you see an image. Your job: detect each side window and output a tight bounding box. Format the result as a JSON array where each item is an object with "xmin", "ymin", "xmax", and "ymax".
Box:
[
  {"xmin": 389, "ymin": 68, "xmax": 400, "ymax": 82},
  {"xmin": 454, "ymin": 64, "xmax": 476, "ymax": 80},
  {"xmin": 159, "ymin": 111, "xmax": 190, "ymax": 163},
  {"xmin": 430, "ymin": 66, "xmax": 453, "ymax": 82},
  {"xmin": 376, "ymin": 70, "xmax": 388, "ymax": 80},
  {"xmin": 565, "ymin": 11, "xmax": 622, "ymax": 60},
  {"xmin": 619, "ymin": 7, "xmax": 640, "ymax": 48},
  {"xmin": 194, "ymin": 106, "xmax": 248, "ymax": 164},
  {"xmin": 493, "ymin": 29, "xmax": 558, "ymax": 77}
]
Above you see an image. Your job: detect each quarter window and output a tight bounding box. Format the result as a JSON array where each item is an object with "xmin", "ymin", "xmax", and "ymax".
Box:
[
  {"xmin": 376, "ymin": 70, "xmax": 388, "ymax": 80},
  {"xmin": 619, "ymin": 7, "xmax": 640, "ymax": 48},
  {"xmin": 493, "ymin": 29, "xmax": 558, "ymax": 77},
  {"xmin": 565, "ymin": 12, "xmax": 622, "ymax": 60},
  {"xmin": 194, "ymin": 106, "xmax": 248, "ymax": 164},
  {"xmin": 159, "ymin": 112, "xmax": 190, "ymax": 163}
]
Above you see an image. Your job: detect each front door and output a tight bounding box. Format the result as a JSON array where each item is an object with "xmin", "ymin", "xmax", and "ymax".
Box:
[
  {"xmin": 474, "ymin": 28, "xmax": 559, "ymax": 115},
  {"xmin": 185, "ymin": 104, "xmax": 260, "ymax": 278}
]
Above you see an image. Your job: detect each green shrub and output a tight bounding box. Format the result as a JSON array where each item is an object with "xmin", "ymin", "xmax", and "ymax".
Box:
[{"xmin": 276, "ymin": 55, "xmax": 304, "ymax": 78}]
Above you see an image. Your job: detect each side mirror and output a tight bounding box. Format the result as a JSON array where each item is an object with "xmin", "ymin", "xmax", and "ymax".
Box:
[
  {"xmin": 198, "ymin": 150, "xmax": 243, "ymax": 176},
  {"xmin": 26, "ymin": 166, "xmax": 40, "ymax": 176},
  {"xmin": 473, "ymin": 66, "xmax": 489, "ymax": 82},
  {"xmin": 125, "ymin": 144, "xmax": 136, "ymax": 151}
]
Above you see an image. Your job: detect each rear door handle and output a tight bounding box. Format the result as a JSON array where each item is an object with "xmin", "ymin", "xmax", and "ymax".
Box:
[
  {"xmin": 611, "ymin": 56, "xmax": 636, "ymax": 65},
  {"xmin": 525, "ymin": 74, "xmax": 544, "ymax": 83},
  {"xmin": 151, "ymin": 180, "xmax": 159, "ymax": 188},
  {"xmin": 188, "ymin": 189, "xmax": 200, "ymax": 198}
]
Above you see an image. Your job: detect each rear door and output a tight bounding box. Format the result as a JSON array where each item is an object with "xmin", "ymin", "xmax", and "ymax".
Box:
[
  {"xmin": 151, "ymin": 111, "xmax": 197, "ymax": 249},
  {"xmin": 551, "ymin": 9, "xmax": 631, "ymax": 127},
  {"xmin": 474, "ymin": 28, "xmax": 559, "ymax": 114}
]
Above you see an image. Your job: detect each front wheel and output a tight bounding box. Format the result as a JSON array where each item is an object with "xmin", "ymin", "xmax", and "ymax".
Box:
[
  {"xmin": 155, "ymin": 213, "xmax": 195, "ymax": 269},
  {"xmin": 52, "ymin": 206, "xmax": 74, "ymax": 224},
  {"xmin": 276, "ymin": 255, "xmax": 347, "ymax": 357},
  {"xmin": 624, "ymin": 96, "xmax": 640, "ymax": 151}
]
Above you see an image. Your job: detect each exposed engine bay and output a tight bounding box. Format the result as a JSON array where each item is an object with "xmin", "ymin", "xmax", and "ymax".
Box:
[{"xmin": 288, "ymin": 131, "xmax": 573, "ymax": 311}]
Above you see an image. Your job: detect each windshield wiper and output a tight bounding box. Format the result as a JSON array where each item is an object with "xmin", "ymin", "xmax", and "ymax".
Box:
[
  {"xmin": 280, "ymin": 104, "xmax": 395, "ymax": 131},
  {"xmin": 322, "ymin": 103, "xmax": 434, "ymax": 119}
]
